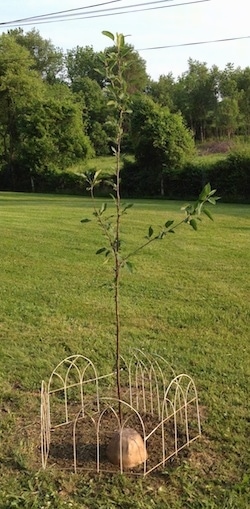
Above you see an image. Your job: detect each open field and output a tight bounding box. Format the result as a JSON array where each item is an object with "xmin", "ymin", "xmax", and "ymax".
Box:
[{"xmin": 0, "ymin": 192, "xmax": 249, "ymax": 508}]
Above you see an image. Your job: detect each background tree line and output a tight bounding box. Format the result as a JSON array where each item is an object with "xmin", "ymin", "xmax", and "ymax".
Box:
[{"xmin": 0, "ymin": 28, "xmax": 249, "ymax": 200}]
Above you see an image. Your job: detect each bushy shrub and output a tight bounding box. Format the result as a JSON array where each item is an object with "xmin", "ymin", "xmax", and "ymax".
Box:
[{"xmin": 208, "ymin": 150, "xmax": 250, "ymax": 200}]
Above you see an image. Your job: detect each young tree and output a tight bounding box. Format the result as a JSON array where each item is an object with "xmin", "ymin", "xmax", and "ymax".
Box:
[{"xmin": 82, "ymin": 31, "xmax": 219, "ymax": 432}]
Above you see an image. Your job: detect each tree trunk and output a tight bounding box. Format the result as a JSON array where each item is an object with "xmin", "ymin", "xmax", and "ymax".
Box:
[{"xmin": 160, "ymin": 174, "xmax": 164, "ymax": 197}]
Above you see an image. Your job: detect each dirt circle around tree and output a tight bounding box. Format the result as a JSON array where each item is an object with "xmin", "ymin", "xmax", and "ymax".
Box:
[{"xmin": 47, "ymin": 403, "xmax": 197, "ymax": 475}]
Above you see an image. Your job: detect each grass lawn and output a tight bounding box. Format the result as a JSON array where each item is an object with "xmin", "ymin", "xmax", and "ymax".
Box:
[{"xmin": 0, "ymin": 192, "xmax": 249, "ymax": 508}]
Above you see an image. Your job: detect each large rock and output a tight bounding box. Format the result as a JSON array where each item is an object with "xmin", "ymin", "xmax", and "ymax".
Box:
[{"xmin": 106, "ymin": 427, "xmax": 148, "ymax": 469}]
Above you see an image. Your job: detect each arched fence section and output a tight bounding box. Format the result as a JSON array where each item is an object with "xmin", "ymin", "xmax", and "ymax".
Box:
[{"xmin": 41, "ymin": 352, "xmax": 201, "ymax": 475}]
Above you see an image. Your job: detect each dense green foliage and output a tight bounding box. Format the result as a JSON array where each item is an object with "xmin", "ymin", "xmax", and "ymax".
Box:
[
  {"xmin": 0, "ymin": 28, "xmax": 250, "ymax": 199},
  {"xmin": 0, "ymin": 193, "xmax": 249, "ymax": 507},
  {"xmin": 122, "ymin": 149, "xmax": 250, "ymax": 200},
  {"xmin": 129, "ymin": 95, "xmax": 195, "ymax": 195},
  {"xmin": 9, "ymin": 28, "xmax": 64, "ymax": 83},
  {"xmin": 0, "ymin": 32, "xmax": 92, "ymax": 191},
  {"xmin": 148, "ymin": 59, "xmax": 250, "ymax": 140}
]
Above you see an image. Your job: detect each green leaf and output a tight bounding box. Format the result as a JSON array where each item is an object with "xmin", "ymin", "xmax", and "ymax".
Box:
[
  {"xmin": 199, "ymin": 183, "xmax": 211, "ymax": 201},
  {"xmin": 195, "ymin": 202, "xmax": 203, "ymax": 215},
  {"xmin": 122, "ymin": 48, "xmax": 132, "ymax": 59},
  {"xmin": 105, "ymin": 222, "xmax": 114, "ymax": 232},
  {"xmin": 158, "ymin": 231, "xmax": 166, "ymax": 239},
  {"xmin": 96, "ymin": 247, "xmax": 106, "ymax": 255},
  {"xmin": 80, "ymin": 218, "xmax": 91, "ymax": 223},
  {"xmin": 122, "ymin": 203, "xmax": 133, "ymax": 213},
  {"xmin": 93, "ymin": 67, "xmax": 103, "ymax": 75},
  {"xmin": 165, "ymin": 220, "xmax": 174, "ymax": 228},
  {"xmin": 124, "ymin": 261, "xmax": 133, "ymax": 273},
  {"xmin": 94, "ymin": 169, "xmax": 102, "ymax": 180},
  {"xmin": 148, "ymin": 226, "xmax": 154, "ymax": 238},
  {"xmin": 190, "ymin": 219, "xmax": 198, "ymax": 231},
  {"xmin": 203, "ymin": 208, "xmax": 214, "ymax": 221},
  {"xmin": 207, "ymin": 197, "xmax": 216, "ymax": 205},
  {"xmin": 99, "ymin": 202, "xmax": 107, "ymax": 215},
  {"xmin": 107, "ymin": 100, "xmax": 118, "ymax": 107},
  {"xmin": 207, "ymin": 188, "xmax": 217, "ymax": 197},
  {"xmin": 102, "ymin": 30, "xmax": 115, "ymax": 41},
  {"xmin": 181, "ymin": 204, "xmax": 194, "ymax": 214},
  {"xmin": 118, "ymin": 33, "xmax": 125, "ymax": 47}
]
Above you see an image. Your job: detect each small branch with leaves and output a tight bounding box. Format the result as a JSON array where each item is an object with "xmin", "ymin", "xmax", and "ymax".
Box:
[{"xmin": 82, "ymin": 179, "xmax": 220, "ymax": 267}]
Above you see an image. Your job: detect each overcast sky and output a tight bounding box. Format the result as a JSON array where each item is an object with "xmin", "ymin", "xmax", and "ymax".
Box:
[{"xmin": 1, "ymin": 0, "xmax": 249, "ymax": 79}]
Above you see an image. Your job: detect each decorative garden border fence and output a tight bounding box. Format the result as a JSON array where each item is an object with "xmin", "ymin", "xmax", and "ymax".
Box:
[{"xmin": 41, "ymin": 352, "xmax": 201, "ymax": 475}]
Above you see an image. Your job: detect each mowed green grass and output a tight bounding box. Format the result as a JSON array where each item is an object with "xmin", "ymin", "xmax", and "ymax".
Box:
[{"xmin": 0, "ymin": 192, "xmax": 249, "ymax": 508}]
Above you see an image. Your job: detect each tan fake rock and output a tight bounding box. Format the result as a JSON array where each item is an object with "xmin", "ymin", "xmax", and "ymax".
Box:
[{"xmin": 106, "ymin": 427, "xmax": 148, "ymax": 469}]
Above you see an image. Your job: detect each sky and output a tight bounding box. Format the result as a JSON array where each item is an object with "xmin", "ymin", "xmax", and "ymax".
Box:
[{"xmin": 0, "ymin": 0, "xmax": 249, "ymax": 80}]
